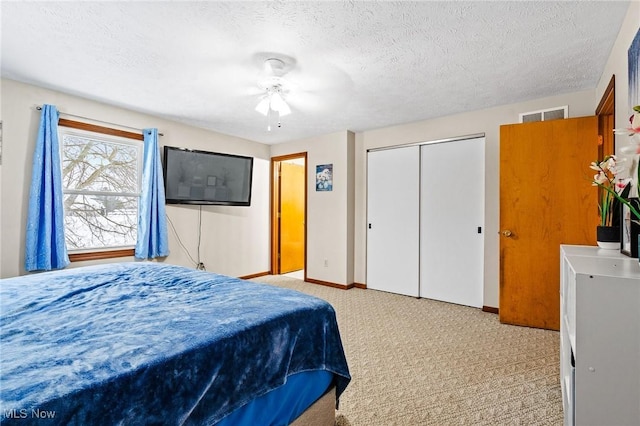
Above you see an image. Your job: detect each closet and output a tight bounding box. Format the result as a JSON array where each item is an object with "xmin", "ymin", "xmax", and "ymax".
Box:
[
  {"xmin": 367, "ymin": 145, "xmax": 420, "ymax": 297},
  {"xmin": 366, "ymin": 136, "xmax": 485, "ymax": 307}
]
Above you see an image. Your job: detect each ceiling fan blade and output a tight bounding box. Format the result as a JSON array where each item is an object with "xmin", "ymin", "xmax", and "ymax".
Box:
[
  {"xmin": 245, "ymin": 86, "xmax": 264, "ymax": 96},
  {"xmin": 286, "ymin": 59, "xmax": 353, "ymax": 93},
  {"xmin": 286, "ymin": 90, "xmax": 332, "ymax": 113},
  {"xmin": 196, "ymin": 60, "xmax": 262, "ymax": 98},
  {"xmin": 203, "ymin": 53, "xmax": 353, "ymax": 116}
]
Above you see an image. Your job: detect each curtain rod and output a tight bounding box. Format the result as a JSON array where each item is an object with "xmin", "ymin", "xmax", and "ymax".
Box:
[{"xmin": 35, "ymin": 105, "xmax": 164, "ymax": 136}]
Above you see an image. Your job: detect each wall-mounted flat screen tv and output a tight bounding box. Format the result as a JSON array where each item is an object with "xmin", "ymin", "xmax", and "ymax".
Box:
[{"xmin": 163, "ymin": 146, "xmax": 253, "ymax": 206}]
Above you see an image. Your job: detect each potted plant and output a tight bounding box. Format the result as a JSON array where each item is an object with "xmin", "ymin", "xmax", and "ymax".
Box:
[{"xmin": 590, "ymin": 155, "xmax": 626, "ymax": 248}]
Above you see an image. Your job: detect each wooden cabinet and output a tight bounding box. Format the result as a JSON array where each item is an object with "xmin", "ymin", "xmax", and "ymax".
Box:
[{"xmin": 560, "ymin": 245, "xmax": 640, "ymax": 425}]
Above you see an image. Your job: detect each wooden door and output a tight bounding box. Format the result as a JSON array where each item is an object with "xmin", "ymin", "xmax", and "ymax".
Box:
[
  {"xmin": 500, "ymin": 117, "xmax": 599, "ymax": 330},
  {"xmin": 280, "ymin": 161, "xmax": 305, "ymax": 273},
  {"xmin": 367, "ymin": 146, "xmax": 420, "ymax": 297}
]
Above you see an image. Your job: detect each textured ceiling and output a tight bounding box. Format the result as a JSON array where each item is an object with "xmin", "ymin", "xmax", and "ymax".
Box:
[{"xmin": 0, "ymin": 1, "xmax": 630, "ymax": 144}]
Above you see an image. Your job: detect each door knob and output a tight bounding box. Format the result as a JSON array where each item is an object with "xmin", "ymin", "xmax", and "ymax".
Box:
[{"xmin": 501, "ymin": 230, "xmax": 513, "ymax": 237}]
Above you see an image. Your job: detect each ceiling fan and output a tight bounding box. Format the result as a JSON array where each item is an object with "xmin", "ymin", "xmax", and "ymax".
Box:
[
  {"xmin": 202, "ymin": 51, "xmax": 352, "ymax": 132},
  {"xmin": 247, "ymin": 52, "xmax": 352, "ymax": 131},
  {"xmin": 254, "ymin": 57, "xmax": 294, "ymax": 130}
]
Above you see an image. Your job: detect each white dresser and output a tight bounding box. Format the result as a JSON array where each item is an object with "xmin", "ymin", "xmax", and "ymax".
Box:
[{"xmin": 560, "ymin": 245, "xmax": 640, "ymax": 426}]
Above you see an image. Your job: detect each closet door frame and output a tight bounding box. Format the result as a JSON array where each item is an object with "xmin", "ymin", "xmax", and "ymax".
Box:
[{"xmin": 366, "ymin": 133, "xmax": 485, "ymax": 305}]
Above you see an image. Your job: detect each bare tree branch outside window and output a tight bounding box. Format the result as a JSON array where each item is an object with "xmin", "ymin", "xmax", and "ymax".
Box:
[{"xmin": 61, "ymin": 133, "xmax": 141, "ymax": 250}]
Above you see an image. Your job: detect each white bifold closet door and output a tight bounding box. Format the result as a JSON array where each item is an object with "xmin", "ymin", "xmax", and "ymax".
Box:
[
  {"xmin": 366, "ymin": 146, "xmax": 420, "ymax": 297},
  {"xmin": 419, "ymin": 137, "xmax": 484, "ymax": 308},
  {"xmin": 367, "ymin": 137, "xmax": 484, "ymax": 307}
]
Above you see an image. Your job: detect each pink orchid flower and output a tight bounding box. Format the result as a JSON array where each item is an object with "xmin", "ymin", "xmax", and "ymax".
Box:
[
  {"xmin": 614, "ymin": 111, "xmax": 640, "ymax": 136},
  {"xmin": 592, "ymin": 172, "xmax": 609, "ymax": 186}
]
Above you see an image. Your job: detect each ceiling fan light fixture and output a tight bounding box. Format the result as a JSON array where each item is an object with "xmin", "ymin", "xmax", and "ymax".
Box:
[
  {"xmin": 255, "ymin": 97, "xmax": 271, "ymax": 116},
  {"xmin": 255, "ymin": 85, "xmax": 291, "ymax": 118},
  {"xmin": 270, "ymin": 91, "xmax": 291, "ymax": 116},
  {"xmin": 253, "ymin": 55, "xmax": 297, "ymax": 129}
]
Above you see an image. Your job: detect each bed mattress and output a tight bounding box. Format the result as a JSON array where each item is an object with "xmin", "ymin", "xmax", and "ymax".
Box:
[{"xmin": 0, "ymin": 262, "xmax": 350, "ymax": 425}]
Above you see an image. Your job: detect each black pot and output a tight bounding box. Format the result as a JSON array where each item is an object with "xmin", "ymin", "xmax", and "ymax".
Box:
[{"xmin": 597, "ymin": 225, "xmax": 620, "ymax": 243}]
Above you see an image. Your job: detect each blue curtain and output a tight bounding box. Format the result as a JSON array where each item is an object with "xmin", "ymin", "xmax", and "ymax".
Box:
[
  {"xmin": 135, "ymin": 128, "xmax": 169, "ymax": 259},
  {"xmin": 25, "ymin": 104, "xmax": 70, "ymax": 271}
]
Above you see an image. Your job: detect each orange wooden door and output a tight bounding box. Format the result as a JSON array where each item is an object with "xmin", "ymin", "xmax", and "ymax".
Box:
[
  {"xmin": 280, "ymin": 161, "xmax": 305, "ymax": 273},
  {"xmin": 500, "ymin": 117, "xmax": 599, "ymax": 330}
]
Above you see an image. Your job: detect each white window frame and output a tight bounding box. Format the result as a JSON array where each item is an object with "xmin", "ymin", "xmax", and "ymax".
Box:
[{"xmin": 58, "ymin": 123, "xmax": 143, "ymax": 260}]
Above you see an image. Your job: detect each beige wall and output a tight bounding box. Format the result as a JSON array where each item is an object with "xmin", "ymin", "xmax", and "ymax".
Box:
[
  {"xmin": 355, "ymin": 90, "xmax": 596, "ymax": 308},
  {"xmin": 271, "ymin": 131, "xmax": 355, "ymax": 285},
  {"xmin": 0, "ymin": 78, "xmax": 271, "ymax": 278},
  {"xmin": 0, "ymin": 78, "xmax": 356, "ymax": 285}
]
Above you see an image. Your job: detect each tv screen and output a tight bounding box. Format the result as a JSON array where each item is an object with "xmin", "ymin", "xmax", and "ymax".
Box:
[{"xmin": 163, "ymin": 146, "xmax": 253, "ymax": 206}]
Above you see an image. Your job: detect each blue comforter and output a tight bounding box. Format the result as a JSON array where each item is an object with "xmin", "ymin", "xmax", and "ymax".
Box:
[{"xmin": 0, "ymin": 263, "xmax": 350, "ymax": 425}]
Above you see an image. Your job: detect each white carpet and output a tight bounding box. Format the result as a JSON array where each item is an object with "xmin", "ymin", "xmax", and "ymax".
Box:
[{"xmin": 251, "ymin": 275, "xmax": 562, "ymax": 426}]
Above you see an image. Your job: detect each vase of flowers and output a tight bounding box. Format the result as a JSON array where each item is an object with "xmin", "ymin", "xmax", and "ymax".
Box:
[
  {"xmin": 594, "ymin": 106, "xmax": 640, "ymax": 251},
  {"xmin": 591, "ymin": 155, "xmax": 624, "ymax": 249}
]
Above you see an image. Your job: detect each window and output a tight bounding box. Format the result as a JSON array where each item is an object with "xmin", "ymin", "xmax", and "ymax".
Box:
[{"xmin": 59, "ymin": 120, "xmax": 143, "ymax": 260}]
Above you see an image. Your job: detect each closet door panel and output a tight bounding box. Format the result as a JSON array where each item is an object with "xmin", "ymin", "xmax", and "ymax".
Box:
[
  {"xmin": 367, "ymin": 146, "xmax": 419, "ymax": 297},
  {"xmin": 420, "ymin": 137, "xmax": 485, "ymax": 307}
]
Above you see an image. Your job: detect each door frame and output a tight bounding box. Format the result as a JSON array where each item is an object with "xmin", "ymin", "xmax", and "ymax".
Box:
[
  {"xmin": 270, "ymin": 152, "xmax": 307, "ymax": 276},
  {"xmin": 596, "ymin": 75, "xmax": 615, "ymax": 159}
]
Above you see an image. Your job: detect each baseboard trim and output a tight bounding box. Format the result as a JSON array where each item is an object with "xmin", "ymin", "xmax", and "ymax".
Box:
[
  {"xmin": 239, "ymin": 271, "xmax": 270, "ymax": 280},
  {"xmin": 483, "ymin": 306, "xmax": 499, "ymax": 314},
  {"xmin": 306, "ymin": 277, "xmax": 353, "ymax": 290},
  {"xmin": 353, "ymin": 282, "xmax": 367, "ymax": 289}
]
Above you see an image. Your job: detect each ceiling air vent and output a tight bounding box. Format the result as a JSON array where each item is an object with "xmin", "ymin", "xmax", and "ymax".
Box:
[{"xmin": 519, "ymin": 106, "xmax": 568, "ymax": 123}]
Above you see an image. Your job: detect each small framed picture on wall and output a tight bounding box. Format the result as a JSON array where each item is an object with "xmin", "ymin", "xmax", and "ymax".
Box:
[{"xmin": 316, "ymin": 164, "xmax": 333, "ymax": 191}]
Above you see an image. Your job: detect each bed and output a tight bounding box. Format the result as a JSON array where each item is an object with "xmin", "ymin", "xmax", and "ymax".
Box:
[{"xmin": 0, "ymin": 262, "xmax": 350, "ymax": 425}]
